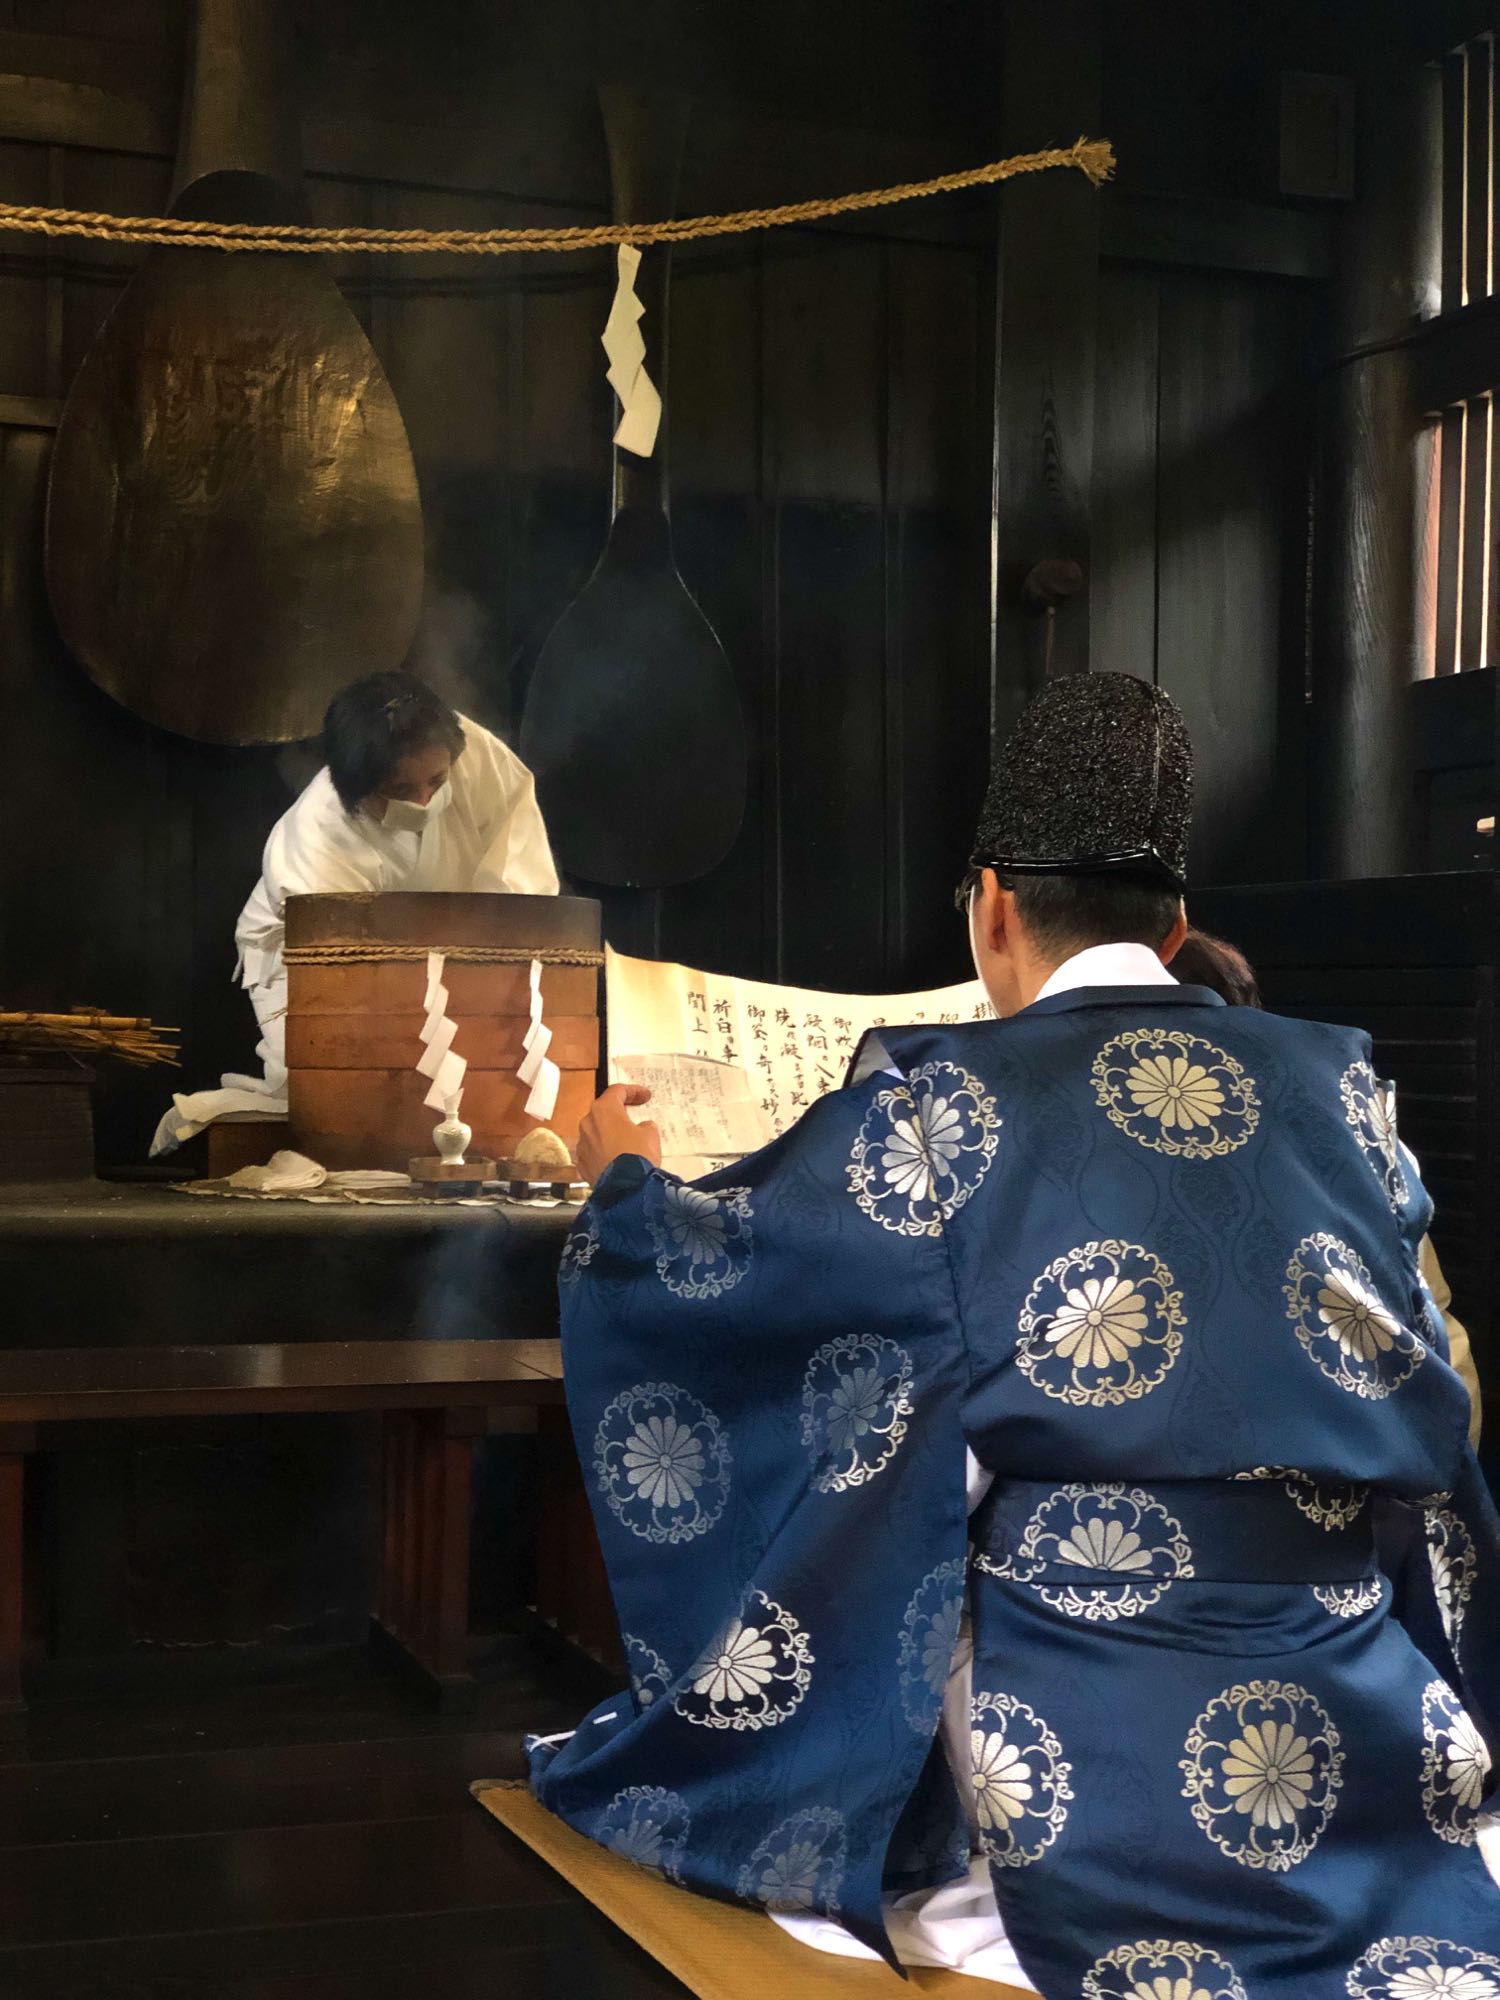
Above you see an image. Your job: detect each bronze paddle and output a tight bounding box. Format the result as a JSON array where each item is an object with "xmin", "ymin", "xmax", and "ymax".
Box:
[{"xmin": 44, "ymin": 0, "xmax": 423, "ymax": 746}]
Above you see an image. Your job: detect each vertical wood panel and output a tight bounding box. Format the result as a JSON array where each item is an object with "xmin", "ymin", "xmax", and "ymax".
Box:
[
  {"xmin": 885, "ymin": 240, "xmax": 988, "ymax": 983},
  {"xmin": 1444, "ymin": 51, "xmax": 1468, "ymax": 311},
  {"xmin": 1461, "ymin": 393, "xmax": 1492, "ymax": 666},
  {"xmin": 1466, "ymin": 36, "xmax": 1494, "ymax": 305},
  {"xmin": 664, "ymin": 237, "xmax": 769, "ymax": 979},
  {"xmin": 1156, "ymin": 275, "xmax": 1306, "ymax": 884},
  {"xmin": 0, "ymin": 139, "xmax": 49, "ymax": 396},
  {"xmin": 1091, "ymin": 267, "xmax": 1161, "ymax": 683},
  {"xmin": 0, "ymin": 424, "xmax": 197, "ymax": 1155},
  {"xmin": 1436, "ymin": 405, "xmax": 1466, "ymax": 674},
  {"xmin": 991, "ymin": 0, "xmax": 1102, "ymax": 740},
  {"xmin": 764, "ymin": 235, "xmax": 886, "ymax": 989}
]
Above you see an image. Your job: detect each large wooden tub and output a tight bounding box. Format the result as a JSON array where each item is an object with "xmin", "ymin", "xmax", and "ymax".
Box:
[{"xmin": 283, "ymin": 892, "xmax": 602, "ymax": 1172}]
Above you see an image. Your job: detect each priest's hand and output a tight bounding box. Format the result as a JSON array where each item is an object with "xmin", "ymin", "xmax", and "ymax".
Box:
[{"xmin": 577, "ymin": 1084, "xmax": 663, "ymax": 1184}]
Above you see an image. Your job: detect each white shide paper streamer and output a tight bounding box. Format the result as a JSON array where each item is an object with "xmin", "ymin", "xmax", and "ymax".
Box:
[
  {"xmin": 519, "ymin": 957, "xmax": 560, "ymax": 1123},
  {"xmin": 601, "ymin": 243, "xmax": 662, "ymax": 459},
  {"xmin": 418, "ymin": 950, "xmax": 468, "ymax": 1115}
]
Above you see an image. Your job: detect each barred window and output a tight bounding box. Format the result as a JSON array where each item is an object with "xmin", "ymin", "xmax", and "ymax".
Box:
[{"xmin": 1424, "ymin": 33, "xmax": 1496, "ymax": 675}]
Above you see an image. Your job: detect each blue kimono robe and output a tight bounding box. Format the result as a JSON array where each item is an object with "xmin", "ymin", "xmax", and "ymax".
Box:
[{"xmin": 529, "ymin": 983, "xmax": 1500, "ymax": 1998}]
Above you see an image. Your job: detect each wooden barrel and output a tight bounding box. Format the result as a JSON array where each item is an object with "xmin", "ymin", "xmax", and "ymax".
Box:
[{"xmin": 283, "ymin": 892, "xmax": 602, "ymax": 1172}]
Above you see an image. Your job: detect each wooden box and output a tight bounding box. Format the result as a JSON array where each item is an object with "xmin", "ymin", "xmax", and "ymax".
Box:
[{"xmin": 284, "ymin": 892, "xmax": 602, "ymax": 1173}]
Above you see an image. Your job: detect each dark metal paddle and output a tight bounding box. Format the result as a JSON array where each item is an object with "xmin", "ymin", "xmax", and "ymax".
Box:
[
  {"xmin": 44, "ymin": 0, "xmax": 424, "ymax": 746},
  {"xmin": 520, "ymin": 85, "xmax": 747, "ymax": 889}
]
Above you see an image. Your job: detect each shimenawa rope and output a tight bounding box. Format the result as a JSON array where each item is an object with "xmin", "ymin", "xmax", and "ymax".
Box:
[
  {"xmin": 0, "ymin": 139, "xmax": 1113, "ymax": 257},
  {"xmin": 282, "ymin": 943, "xmax": 604, "ymax": 966}
]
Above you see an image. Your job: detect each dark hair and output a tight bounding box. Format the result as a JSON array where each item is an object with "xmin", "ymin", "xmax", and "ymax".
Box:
[
  {"xmin": 997, "ymin": 870, "xmax": 1182, "ymax": 960},
  {"xmin": 1170, "ymin": 928, "xmax": 1263, "ymax": 1007},
  {"xmin": 321, "ymin": 672, "xmax": 465, "ymax": 813}
]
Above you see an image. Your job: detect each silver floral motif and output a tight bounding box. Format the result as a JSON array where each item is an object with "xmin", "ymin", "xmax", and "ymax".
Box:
[
  {"xmin": 1346, "ymin": 1936, "xmax": 1500, "ymax": 1999},
  {"xmin": 596, "ymin": 1786, "xmax": 691, "ymax": 1883},
  {"xmin": 594, "ymin": 1383, "xmax": 732, "ymax": 1545},
  {"xmin": 1233, "ymin": 1466, "xmax": 1370, "ymax": 1533},
  {"xmin": 969, "ymin": 1690, "xmax": 1072, "ymax": 1867},
  {"xmin": 1425, "ymin": 1506, "xmax": 1479, "ymax": 1658},
  {"xmin": 1312, "ymin": 1580, "xmax": 1384, "ymax": 1619},
  {"xmin": 1017, "ymin": 1240, "xmax": 1185, "ymax": 1407},
  {"xmin": 976, "ymin": 1485, "xmax": 1194, "ymax": 1622},
  {"xmin": 1421, "ymin": 1679, "xmax": 1490, "ymax": 1846},
  {"xmin": 559, "ymin": 1213, "xmax": 600, "ymax": 1284},
  {"xmin": 674, "ymin": 1590, "xmax": 813, "ymax": 1732},
  {"xmin": 1284, "ymin": 1233, "xmax": 1424, "ymax": 1400},
  {"xmin": 1340, "ymin": 1060, "xmax": 1410, "ymax": 1212},
  {"xmin": 1093, "ymin": 1028, "xmax": 1260, "ymax": 1159},
  {"xmin": 735, "ymin": 1806, "xmax": 847, "ymax": 1916},
  {"xmin": 1181, "ymin": 1678, "xmax": 1343, "ymax": 1871},
  {"xmin": 646, "ymin": 1183, "xmax": 754, "ymax": 1301},
  {"xmin": 847, "ymin": 1062, "xmax": 1001, "ymax": 1237},
  {"xmin": 1082, "ymin": 1938, "xmax": 1249, "ymax": 2000},
  {"xmin": 897, "ymin": 1559, "xmax": 966, "ymax": 1734},
  {"xmin": 622, "ymin": 1632, "xmax": 671, "ymax": 1710},
  {"xmin": 800, "ymin": 1334, "xmax": 914, "ymax": 1494}
]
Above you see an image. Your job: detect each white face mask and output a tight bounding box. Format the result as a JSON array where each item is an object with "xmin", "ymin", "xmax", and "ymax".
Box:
[{"xmin": 381, "ymin": 780, "xmax": 452, "ymax": 835}]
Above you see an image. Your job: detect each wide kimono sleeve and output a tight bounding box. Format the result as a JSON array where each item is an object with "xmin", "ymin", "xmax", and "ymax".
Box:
[
  {"xmin": 459, "ymin": 719, "xmax": 559, "ymax": 895},
  {"xmin": 1373, "ymin": 1093, "xmax": 1500, "ymax": 1752},
  {"xmin": 528, "ymin": 1071, "xmax": 974, "ymax": 1965}
]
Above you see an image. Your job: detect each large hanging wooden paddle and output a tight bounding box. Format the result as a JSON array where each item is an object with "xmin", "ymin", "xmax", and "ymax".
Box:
[
  {"xmin": 44, "ymin": 0, "xmax": 423, "ymax": 746},
  {"xmin": 520, "ymin": 85, "xmax": 747, "ymax": 889}
]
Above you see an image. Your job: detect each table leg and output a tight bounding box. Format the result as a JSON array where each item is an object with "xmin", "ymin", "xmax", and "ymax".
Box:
[
  {"xmin": 0, "ymin": 1425, "xmax": 35, "ymax": 1720},
  {"xmin": 372, "ymin": 1407, "xmax": 480, "ymax": 1708},
  {"xmin": 534, "ymin": 1403, "xmax": 622, "ymax": 1673}
]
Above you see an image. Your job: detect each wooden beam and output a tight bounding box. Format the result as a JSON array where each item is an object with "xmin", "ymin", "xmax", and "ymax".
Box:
[
  {"xmin": 0, "ymin": 394, "xmax": 60, "ymax": 429},
  {"xmin": 990, "ymin": 0, "xmax": 1102, "ymax": 745},
  {"xmin": 1415, "ymin": 292, "xmax": 1500, "ymax": 412},
  {"xmin": 1101, "ymin": 191, "xmax": 1333, "ymax": 282},
  {"xmin": 1410, "ymin": 665, "xmax": 1495, "ymax": 769}
]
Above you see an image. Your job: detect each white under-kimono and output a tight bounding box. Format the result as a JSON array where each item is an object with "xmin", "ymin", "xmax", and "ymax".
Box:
[{"xmin": 151, "ymin": 715, "xmax": 557, "ymax": 1154}]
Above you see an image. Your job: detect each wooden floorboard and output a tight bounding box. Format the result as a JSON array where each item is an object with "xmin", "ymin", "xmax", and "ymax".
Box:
[
  {"xmin": 9, "ymin": 1644, "xmax": 585, "ymax": 1763},
  {"xmin": 0, "ymin": 1731, "xmax": 550, "ymax": 1848},
  {"xmin": 0, "ymin": 1646, "xmax": 688, "ymax": 1999},
  {"xmin": 0, "ymin": 1907, "xmax": 689, "ymax": 1998},
  {"xmin": 0, "ymin": 1812, "xmax": 562, "ymax": 1946}
]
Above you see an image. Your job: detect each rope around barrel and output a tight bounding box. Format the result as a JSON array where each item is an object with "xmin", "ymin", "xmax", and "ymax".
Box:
[
  {"xmin": 282, "ymin": 943, "xmax": 604, "ymax": 967},
  {"xmin": 0, "ymin": 139, "xmax": 1112, "ymax": 257}
]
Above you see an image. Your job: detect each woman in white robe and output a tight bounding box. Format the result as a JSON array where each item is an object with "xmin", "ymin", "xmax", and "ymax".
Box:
[{"xmin": 153, "ymin": 673, "xmax": 558, "ymax": 1154}]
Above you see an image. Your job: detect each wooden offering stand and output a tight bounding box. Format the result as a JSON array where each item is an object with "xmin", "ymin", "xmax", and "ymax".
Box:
[
  {"xmin": 406, "ymin": 1156, "xmax": 497, "ymax": 1196},
  {"xmin": 494, "ymin": 1157, "xmax": 587, "ymax": 1201}
]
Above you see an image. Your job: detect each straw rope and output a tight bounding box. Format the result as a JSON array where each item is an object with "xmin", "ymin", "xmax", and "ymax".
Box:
[
  {"xmin": 0, "ymin": 139, "xmax": 1112, "ymax": 257},
  {"xmin": 282, "ymin": 943, "xmax": 603, "ymax": 966}
]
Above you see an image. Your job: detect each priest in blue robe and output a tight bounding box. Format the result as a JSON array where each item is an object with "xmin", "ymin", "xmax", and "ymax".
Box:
[{"xmin": 528, "ymin": 672, "xmax": 1500, "ymax": 1998}]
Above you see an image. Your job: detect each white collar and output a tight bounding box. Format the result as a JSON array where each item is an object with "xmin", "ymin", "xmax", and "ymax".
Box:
[{"xmin": 1034, "ymin": 941, "xmax": 1178, "ymax": 1003}]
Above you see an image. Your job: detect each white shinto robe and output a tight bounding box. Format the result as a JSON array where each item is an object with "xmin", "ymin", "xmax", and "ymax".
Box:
[{"xmin": 151, "ymin": 715, "xmax": 557, "ymax": 1154}]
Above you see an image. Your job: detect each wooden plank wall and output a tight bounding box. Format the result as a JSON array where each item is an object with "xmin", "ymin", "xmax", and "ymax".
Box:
[
  {"xmin": 0, "ymin": 0, "xmax": 1366, "ymax": 1657},
  {"xmin": 1092, "ymin": 263, "xmax": 1317, "ymax": 886},
  {"xmin": 0, "ymin": 11, "xmax": 998, "ymax": 1162}
]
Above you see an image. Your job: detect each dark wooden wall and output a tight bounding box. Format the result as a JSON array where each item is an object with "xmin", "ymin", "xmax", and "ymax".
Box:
[
  {"xmin": 0, "ymin": 2, "xmax": 1007, "ymax": 1166},
  {"xmin": 0, "ymin": 0, "xmax": 1355, "ymax": 1171},
  {"xmin": 1092, "ymin": 264, "xmax": 1316, "ymax": 884},
  {"xmin": 0, "ymin": 0, "xmax": 1397, "ymax": 1656}
]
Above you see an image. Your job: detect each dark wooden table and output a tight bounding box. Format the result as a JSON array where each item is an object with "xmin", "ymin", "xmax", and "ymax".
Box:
[
  {"xmin": 0, "ymin": 1337, "xmax": 569, "ymax": 1721},
  {"xmin": 0, "ymin": 1182, "xmax": 622, "ymax": 1713},
  {"xmin": 0, "ymin": 1176, "xmax": 576, "ymax": 1347}
]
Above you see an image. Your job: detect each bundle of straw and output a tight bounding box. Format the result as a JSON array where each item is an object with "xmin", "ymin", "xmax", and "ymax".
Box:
[{"xmin": 0, "ymin": 1009, "xmax": 180, "ymax": 1067}]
